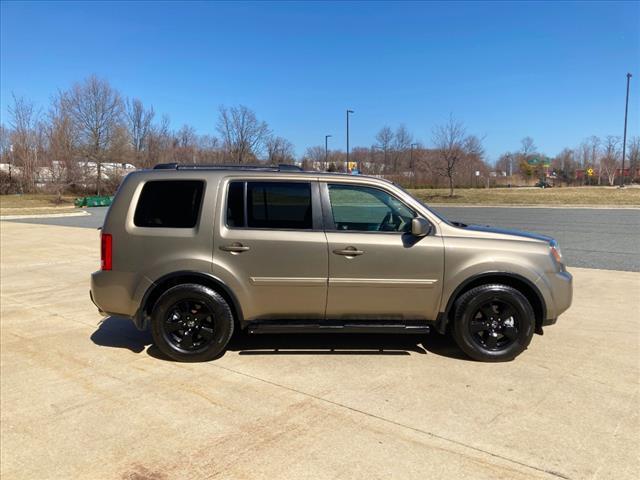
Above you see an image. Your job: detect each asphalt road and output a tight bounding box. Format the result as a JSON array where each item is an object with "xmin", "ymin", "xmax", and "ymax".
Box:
[{"xmin": 7, "ymin": 205, "xmax": 640, "ymax": 271}]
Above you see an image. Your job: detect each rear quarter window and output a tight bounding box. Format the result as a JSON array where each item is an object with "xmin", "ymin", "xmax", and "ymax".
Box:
[{"xmin": 134, "ymin": 180, "xmax": 204, "ymax": 228}]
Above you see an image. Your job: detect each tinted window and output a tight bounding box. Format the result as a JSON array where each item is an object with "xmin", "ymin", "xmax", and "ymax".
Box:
[
  {"xmin": 328, "ymin": 184, "xmax": 415, "ymax": 232},
  {"xmin": 134, "ymin": 180, "xmax": 204, "ymax": 228},
  {"xmin": 226, "ymin": 182, "xmax": 245, "ymax": 227},
  {"xmin": 247, "ymin": 182, "xmax": 312, "ymax": 229}
]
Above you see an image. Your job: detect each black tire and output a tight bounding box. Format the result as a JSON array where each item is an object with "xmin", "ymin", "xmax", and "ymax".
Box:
[
  {"xmin": 451, "ymin": 284, "xmax": 534, "ymax": 362},
  {"xmin": 151, "ymin": 283, "xmax": 234, "ymax": 362}
]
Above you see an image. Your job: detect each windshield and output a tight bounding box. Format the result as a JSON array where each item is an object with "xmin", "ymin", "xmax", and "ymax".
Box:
[{"xmin": 393, "ymin": 183, "xmax": 453, "ymax": 225}]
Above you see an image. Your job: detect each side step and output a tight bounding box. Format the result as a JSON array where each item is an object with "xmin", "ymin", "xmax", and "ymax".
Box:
[{"xmin": 247, "ymin": 320, "xmax": 431, "ymax": 335}]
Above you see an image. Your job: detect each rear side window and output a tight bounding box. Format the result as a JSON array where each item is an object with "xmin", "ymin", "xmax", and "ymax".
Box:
[
  {"xmin": 134, "ymin": 180, "xmax": 204, "ymax": 228},
  {"xmin": 226, "ymin": 182, "xmax": 245, "ymax": 227},
  {"xmin": 226, "ymin": 181, "xmax": 312, "ymax": 229}
]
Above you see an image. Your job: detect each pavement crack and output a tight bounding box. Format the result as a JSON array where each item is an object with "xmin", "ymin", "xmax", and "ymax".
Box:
[{"xmin": 210, "ymin": 363, "xmax": 571, "ymax": 480}]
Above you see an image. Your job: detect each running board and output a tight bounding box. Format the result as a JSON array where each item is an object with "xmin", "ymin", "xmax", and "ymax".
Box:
[{"xmin": 247, "ymin": 321, "xmax": 431, "ymax": 335}]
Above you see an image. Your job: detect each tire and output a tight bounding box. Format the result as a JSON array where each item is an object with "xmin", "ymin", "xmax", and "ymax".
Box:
[
  {"xmin": 151, "ymin": 283, "xmax": 234, "ymax": 362},
  {"xmin": 451, "ymin": 284, "xmax": 535, "ymax": 362}
]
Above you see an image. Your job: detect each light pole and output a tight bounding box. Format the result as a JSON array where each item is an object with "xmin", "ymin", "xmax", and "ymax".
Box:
[
  {"xmin": 410, "ymin": 143, "xmax": 419, "ymax": 187},
  {"xmin": 346, "ymin": 109, "xmax": 354, "ymax": 170},
  {"xmin": 620, "ymin": 73, "xmax": 632, "ymax": 188},
  {"xmin": 324, "ymin": 134, "xmax": 332, "ymax": 171}
]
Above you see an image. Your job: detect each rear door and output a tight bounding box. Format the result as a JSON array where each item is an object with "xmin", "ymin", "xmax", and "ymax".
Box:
[
  {"xmin": 322, "ymin": 181, "xmax": 444, "ymax": 321},
  {"xmin": 214, "ymin": 179, "xmax": 328, "ymax": 322}
]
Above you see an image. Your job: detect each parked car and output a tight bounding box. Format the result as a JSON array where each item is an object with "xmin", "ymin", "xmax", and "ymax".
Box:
[
  {"xmin": 535, "ymin": 180, "xmax": 553, "ymax": 188},
  {"xmin": 90, "ymin": 164, "xmax": 572, "ymax": 362}
]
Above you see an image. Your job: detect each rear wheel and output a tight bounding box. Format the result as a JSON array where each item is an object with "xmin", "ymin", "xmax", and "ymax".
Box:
[
  {"xmin": 452, "ymin": 284, "xmax": 534, "ymax": 362},
  {"xmin": 151, "ymin": 284, "xmax": 234, "ymax": 362}
]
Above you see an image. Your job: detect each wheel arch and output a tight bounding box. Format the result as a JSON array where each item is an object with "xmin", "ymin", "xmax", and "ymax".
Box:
[
  {"xmin": 136, "ymin": 271, "xmax": 243, "ymax": 330},
  {"xmin": 436, "ymin": 272, "xmax": 546, "ymax": 335}
]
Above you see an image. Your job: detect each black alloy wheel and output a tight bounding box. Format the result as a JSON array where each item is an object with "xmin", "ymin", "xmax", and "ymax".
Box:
[
  {"xmin": 151, "ymin": 283, "xmax": 234, "ymax": 362},
  {"xmin": 451, "ymin": 284, "xmax": 535, "ymax": 362},
  {"xmin": 162, "ymin": 299, "xmax": 215, "ymax": 353},
  {"xmin": 468, "ymin": 299, "xmax": 519, "ymax": 351}
]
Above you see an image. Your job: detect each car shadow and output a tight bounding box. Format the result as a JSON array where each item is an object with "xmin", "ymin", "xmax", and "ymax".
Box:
[
  {"xmin": 90, "ymin": 316, "xmax": 471, "ymax": 361},
  {"xmin": 90, "ymin": 316, "xmax": 152, "ymax": 354}
]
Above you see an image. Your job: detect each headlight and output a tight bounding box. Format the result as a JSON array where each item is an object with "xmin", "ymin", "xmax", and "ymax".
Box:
[{"xmin": 550, "ymin": 240, "xmax": 563, "ymax": 264}]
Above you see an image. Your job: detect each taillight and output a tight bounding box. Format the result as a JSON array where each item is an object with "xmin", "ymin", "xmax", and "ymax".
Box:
[{"xmin": 101, "ymin": 233, "xmax": 112, "ymax": 271}]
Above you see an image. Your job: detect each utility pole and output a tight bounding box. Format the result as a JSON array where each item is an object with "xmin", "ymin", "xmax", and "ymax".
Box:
[
  {"xmin": 346, "ymin": 109, "xmax": 354, "ymax": 170},
  {"xmin": 324, "ymin": 135, "xmax": 332, "ymax": 171},
  {"xmin": 620, "ymin": 73, "xmax": 632, "ymax": 188}
]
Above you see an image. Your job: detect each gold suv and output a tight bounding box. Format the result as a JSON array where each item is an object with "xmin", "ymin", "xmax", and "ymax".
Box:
[{"xmin": 90, "ymin": 164, "xmax": 572, "ymax": 362}]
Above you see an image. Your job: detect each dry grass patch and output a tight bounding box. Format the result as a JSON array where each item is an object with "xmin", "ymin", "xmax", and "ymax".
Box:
[
  {"xmin": 0, "ymin": 194, "xmax": 76, "ymax": 215},
  {"xmin": 410, "ymin": 186, "xmax": 640, "ymax": 206}
]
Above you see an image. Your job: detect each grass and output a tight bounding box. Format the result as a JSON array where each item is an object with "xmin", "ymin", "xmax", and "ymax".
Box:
[
  {"xmin": 0, "ymin": 194, "xmax": 76, "ymax": 216},
  {"xmin": 409, "ymin": 186, "xmax": 640, "ymax": 206},
  {"xmin": 1, "ymin": 187, "xmax": 639, "ymax": 217}
]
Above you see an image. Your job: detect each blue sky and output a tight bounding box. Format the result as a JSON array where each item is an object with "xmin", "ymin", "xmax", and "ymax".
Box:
[{"xmin": 1, "ymin": 0, "xmax": 639, "ymax": 162}]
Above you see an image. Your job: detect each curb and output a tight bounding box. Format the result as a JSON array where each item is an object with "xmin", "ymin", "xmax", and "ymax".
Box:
[
  {"xmin": 0, "ymin": 211, "xmax": 91, "ymax": 220},
  {"xmin": 427, "ymin": 204, "xmax": 640, "ymax": 210}
]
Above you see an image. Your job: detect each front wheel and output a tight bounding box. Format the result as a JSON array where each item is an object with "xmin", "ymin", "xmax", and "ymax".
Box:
[
  {"xmin": 452, "ymin": 284, "xmax": 535, "ymax": 362},
  {"xmin": 151, "ymin": 284, "xmax": 234, "ymax": 362}
]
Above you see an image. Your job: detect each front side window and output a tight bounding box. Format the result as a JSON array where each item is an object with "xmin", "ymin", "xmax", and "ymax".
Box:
[
  {"xmin": 327, "ymin": 184, "xmax": 415, "ymax": 232},
  {"xmin": 134, "ymin": 180, "xmax": 204, "ymax": 228},
  {"xmin": 226, "ymin": 181, "xmax": 313, "ymax": 230}
]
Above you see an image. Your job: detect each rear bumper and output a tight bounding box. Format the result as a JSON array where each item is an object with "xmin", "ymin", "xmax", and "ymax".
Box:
[{"xmin": 90, "ymin": 270, "xmax": 149, "ymax": 320}]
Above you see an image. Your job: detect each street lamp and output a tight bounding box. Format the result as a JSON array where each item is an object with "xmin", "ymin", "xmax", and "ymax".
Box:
[
  {"xmin": 410, "ymin": 143, "xmax": 419, "ymax": 187},
  {"xmin": 346, "ymin": 109, "xmax": 354, "ymax": 169},
  {"xmin": 620, "ymin": 73, "xmax": 632, "ymax": 188},
  {"xmin": 325, "ymin": 134, "xmax": 332, "ymax": 171}
]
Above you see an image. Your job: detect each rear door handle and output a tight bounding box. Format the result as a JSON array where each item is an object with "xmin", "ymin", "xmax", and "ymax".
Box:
[
  {"xmin": 333, "ymin": 246, "xmax": 364, "ymax": 256},
  {"xmin": 220, "ymin": 243, "xmax": 250, "ymax": 253}
]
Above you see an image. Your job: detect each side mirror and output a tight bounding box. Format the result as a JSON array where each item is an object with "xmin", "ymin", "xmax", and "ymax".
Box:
[{"xmin": 411, "ymin": 217, "xmax": 431, "ymax": 237}]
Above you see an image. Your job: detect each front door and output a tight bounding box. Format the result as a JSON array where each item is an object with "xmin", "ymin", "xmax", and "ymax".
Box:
[
  {"xmin": 322, "ymin": 182, "xmax": 444, "ymax": 321},
  {"xmin": 214, "ymin": 179, "xmax": 328, "ymax": 322}
]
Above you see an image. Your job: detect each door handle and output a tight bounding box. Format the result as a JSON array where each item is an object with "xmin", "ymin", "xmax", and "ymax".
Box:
[
  {"xmin": 333, "ymin": 246, "xmax": 364, "ymax": 257},
  {"xmin": 220, "ymin": 243, "xmax": 250, "ymax": 253}
]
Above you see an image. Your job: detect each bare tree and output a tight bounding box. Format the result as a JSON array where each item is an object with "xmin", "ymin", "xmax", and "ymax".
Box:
[
  {"xmin": 554, "ymin": 148, "xmax": 576, "ymax": 183},
  {"xmin": 521, "ymin": 136, "xmax": 536, "ymax": 156},
  {"xmin": 626, "ymin": 136, "xmax": 639, "ymax": 182},
  {"xmin": 432, "ymin": 116, "xmax": 472, "ymax": 196},
  {"xmin": 302, "ymin": 145, "xmax": 326, "ymax": 170},
  {"xmin": 375, "ymin": 126, "xmax": 394, "ymax": 171},
  {"xmin": 601, "ymin": 136, "xmax": 620, "ymax": 186},
  {"xmin": 216, "ymin": 105, "xmax": 270, "ymax": 163},
  {"xmin": 0, "ymin": 123, "xmax": 10, "ymax": 165},
  {"xmin": 61, "ymin": 75, "xmax": 124, "ymax": 194},
  {"xmin": 8, "ymin": 94, "xmax": 41, "ymax": 192},
  {"xmin": 392, "ymin": 124, "xmax": 413, "ymax": 173},
  {"xmin": 266, "ymin": 136, "xmax": 295, "ymax": 164},
  {"xmin": 173, "ymin": 124, "xmax": 198, "ymax": 163},
  {"xmin": 46, "ymin": 95, "xmax": 79, "ymax": 197},
  {"xmin": 587, "ymin": 136, "xmax": 602, "ymax": 185},
  {"xmin": 125, "ymin": 98, "xmax": 154, "ymax": 165}
]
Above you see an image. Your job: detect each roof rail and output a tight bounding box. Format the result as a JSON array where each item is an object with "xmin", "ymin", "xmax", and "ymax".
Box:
[{"xmin": 153, "ymin": 163, "xmax": 303, "ymax": 172}]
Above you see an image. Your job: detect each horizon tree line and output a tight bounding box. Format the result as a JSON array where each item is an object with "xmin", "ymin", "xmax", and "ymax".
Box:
[{"xmin": 1, "ymin": 75, "xmax": 638, "ymax": 196}]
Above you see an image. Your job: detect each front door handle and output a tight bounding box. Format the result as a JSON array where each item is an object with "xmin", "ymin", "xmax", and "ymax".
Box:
[
  {"xmin": 333, "ymin": 246, "xmax": 365, "ymax": 257},
  {"xmin": 220, "ymin": 242, "xmax": 250, "ymax": 253}
]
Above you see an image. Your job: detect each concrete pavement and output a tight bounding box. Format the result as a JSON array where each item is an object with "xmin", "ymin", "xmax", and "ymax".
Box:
[{"xmin": 1, "ymin": 221, "xmax": 639, "ymax": 479}]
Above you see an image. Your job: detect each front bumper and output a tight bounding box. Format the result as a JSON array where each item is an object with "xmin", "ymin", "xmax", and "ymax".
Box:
[{"xmin": 543, "ymin": 270, "xmax": 573, "ymax": 320}]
